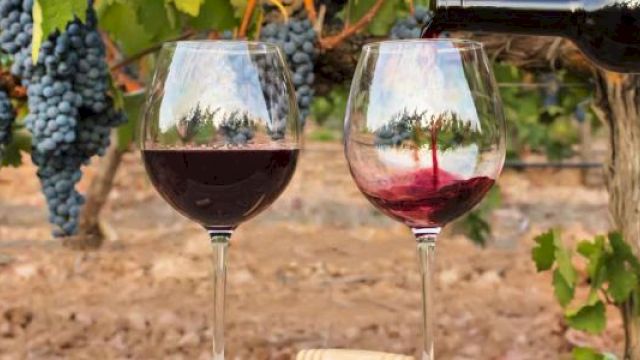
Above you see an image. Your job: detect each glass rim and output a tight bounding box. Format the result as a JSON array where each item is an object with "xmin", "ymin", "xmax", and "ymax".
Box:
[
  {"xmin": 363, "ymin": 39, "xmax": 484, "ymax": 53},
  {"xmin": 161, "ymin": 40, "xmax": 282, "ymax": 54}
]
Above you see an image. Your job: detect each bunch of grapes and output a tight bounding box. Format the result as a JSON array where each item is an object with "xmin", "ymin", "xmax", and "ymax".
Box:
[
  {"xmin": 390, "ymin": 6, "xmax": 433, "ymax": 39},
  {"xmin": 0, "ymin": 0, "xmax": 125, "ymax": 237},
  {"xmin": 0, "ymin": 88, "xmax": 15, "ymax": 151},
  {"xmin": 261, "ymin": 18, "xmax": 317, "ymax": 126}
]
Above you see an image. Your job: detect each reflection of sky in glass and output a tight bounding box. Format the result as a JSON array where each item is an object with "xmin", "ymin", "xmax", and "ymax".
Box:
[
  {"xmin": 366, "ymin": 42, "xmax": 480, "ymax": 131},
  {"xmin": 159, "ymin": 43, "xmax": 270, "ymax": 131}
]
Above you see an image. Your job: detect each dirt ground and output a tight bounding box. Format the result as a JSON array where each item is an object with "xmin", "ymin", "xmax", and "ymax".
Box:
[{"xmin": 0, "ymin": 142, "xmax": 622, "ymax": 359}]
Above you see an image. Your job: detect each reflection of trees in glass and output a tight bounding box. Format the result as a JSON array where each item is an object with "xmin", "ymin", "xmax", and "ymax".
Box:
[
  {"xmin": 374, "ymin": 109, "xmax": 476, "ymax": 150},
  {"xmin": 374, "ymin": 110, "xmax": 421, "ymax": 146},
  {"xmin": 219, "ymin": 111, "xmax": 256, "ymax": 145},
  {"xmin": 173, "ymin": 103, "xmax": 257, "ymax": 145},
  {"xmin": 176, "ymin": 102, "xmax": 220, "ymax": 142}
]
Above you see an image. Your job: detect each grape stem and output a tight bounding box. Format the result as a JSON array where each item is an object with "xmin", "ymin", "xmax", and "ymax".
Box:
[{"xmin": 318, "ymin": 0, "xmax": 385, "ymax": 50}]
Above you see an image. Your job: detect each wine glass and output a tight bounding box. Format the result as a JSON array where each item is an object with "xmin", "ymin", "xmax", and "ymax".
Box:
[
  {"xmin": 344, "ymin": 39, "xmax": 505, "ymax": 359},
  {"xmin": 139, "ymin": 41, "xmax": 301, "ymax": 359}
]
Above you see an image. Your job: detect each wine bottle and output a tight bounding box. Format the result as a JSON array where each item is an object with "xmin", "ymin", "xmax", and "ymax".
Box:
[{"xmin": 423, "ymin": 0, "xmax": 640, "ymax": 73}]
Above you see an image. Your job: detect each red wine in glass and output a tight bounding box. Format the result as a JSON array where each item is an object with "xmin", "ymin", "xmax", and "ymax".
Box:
[
  {"xmin": 142, "ymin": 148, "xmax": 299, "ymax": 230},
  {"xmin": 423, "ymin": 0, "xmax": 640, "ymax": 73},
  {"xmin": 360, "ymin": 167, "xmax": 495, "ymax": 228}
]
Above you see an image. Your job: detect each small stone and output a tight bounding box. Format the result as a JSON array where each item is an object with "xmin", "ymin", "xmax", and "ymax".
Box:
[
  {"xmin": 439, "ymin": 269, "xmax": 460, "ymax": 286},
  {"xmin": 127, "ymin": 312, "xmax": 147, "ymax": 331},
  {"xmin": 0, "ymin": 253, "xmax": 13, "ymax": 266},
  {"xmin": 477, "ymin": 270, "xmax": 501, "ymax": 287},
  {"xmin": 14, "ymin": 264, "xmax": 37, "ymax": 279},
  {"xmin": 178, "ymin": 331, "xmax": 200, "ymax": 348}
]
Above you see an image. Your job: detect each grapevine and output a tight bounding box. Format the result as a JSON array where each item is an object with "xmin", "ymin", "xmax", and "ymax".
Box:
[
  {"xmin": 261, "ymin": 17, "xmax": 317, "ymax": 126},
  {"xmin": 0, "ymin": 0, "xmax": 125, "ymax": 237},
  {"xmin": 389, "ymin": 6, "xmax": 433, "ymax": 40}
]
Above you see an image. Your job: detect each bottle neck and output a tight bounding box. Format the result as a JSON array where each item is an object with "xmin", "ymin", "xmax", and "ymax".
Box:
[{"xmin": 431, "ymin": 0, "xmax": 583, "ymax": 36}]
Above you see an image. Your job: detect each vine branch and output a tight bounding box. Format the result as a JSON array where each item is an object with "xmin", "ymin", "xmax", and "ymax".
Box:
[
  {"xmin": 239, "ymin": 0, "xmax": 258, "ymax": 38},
  {"xmin": 304, "ymin": 0, "xmax": 317, "ymax": 23},
  {"xmin": 109, "ymin": 30, "xmax": 196, "ymax": 72},
  {"xmin": 318, "ymin": 0, "xmax": 385, "ymax": 50}
]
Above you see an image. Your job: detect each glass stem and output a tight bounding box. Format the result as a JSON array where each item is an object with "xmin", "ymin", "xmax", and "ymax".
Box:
[
  {"xmin": 209, "ymin": 231, "xmax": 231, "ymax": 360},
  {"xmin": 415, "ymin": 228, "xmax": 440, "ymax": 360}
]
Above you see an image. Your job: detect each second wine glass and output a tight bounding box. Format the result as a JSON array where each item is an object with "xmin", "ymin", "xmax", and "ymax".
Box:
[
  {"xmin": 139, "ymin": 41, "xmax": 302, "ymax": 359},
  {"xmin": 344, "ymin": 39, "xmax": 506, "ymax": 359}
]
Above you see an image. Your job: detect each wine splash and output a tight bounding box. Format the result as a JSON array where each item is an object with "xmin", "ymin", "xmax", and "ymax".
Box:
[{"xmin": 360, "ymin": 167, "xmax": 495, "ymax": 228}]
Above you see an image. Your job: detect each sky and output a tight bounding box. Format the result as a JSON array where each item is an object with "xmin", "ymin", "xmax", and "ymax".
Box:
[
  {"xmin": 158, "ymin": 43, "xmax": 271, "ymax": 132},
  {"xmin": 365, "ymin": 41, "xmax": 483, "ymax": 132}
]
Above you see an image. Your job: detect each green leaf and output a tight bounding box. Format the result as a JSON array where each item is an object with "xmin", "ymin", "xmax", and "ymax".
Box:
[
  {"xmin": 32, "ymin": 0, "xmax": 88, "ymax": 62},
  {"xmin": 606, "ymin": 256, "xmax": 637, "ymax": 303},
  {"xmin": 572, "ymin": 347, "xmax": 604, "ymax": 360},
  {"xmin": 608, "ymin": 232, "xmax": 640, "ymax": 271},
  {"xmin": 459, "ymin": 211, "xmax": 491, "ymax": 247},
  {"xmin": 98, "ymin": 1, "xmax": 154, "ymax": 55},
  {"xmin": 579, "ymin": 236, "xmax": 607, "ymax": 290},
  {"xmin": 134, "ymin": 0, "xmax": 180, "ymax": 41},
  {"xmin": 532, "ymin": 230, "xmax": 556, "ymax": 272},
  {"xmin": 566, "ymin": 301, "xmax": 606, "ymax": 334},
  {"xmin": 189, "ymin": 0, "xmax": 238, "ymax": 31},
  {"xmin": 366, "ymin": 0, "xmax": 403, "ymax": 36},
  {"xmin": 229, "ymin": 0, "xmax": 246, "ymax": 19},
  {"xmin": 170, "ymin": 0, "xmax": 204, "ymax": 16},
  {"xmin": 553, "ymin": 268, "xmax": 575, "ymax": 307},
  {"xmin": 577, "ymin": 239, "xmax": 598, "ymax": 257},
  {"xmin": 1, "ymin": 130, "xmax": 32, "ymax": 168},
  {"xmin": 556, "ymin": 244, "xmax": 577, "ymax": 286},
  {"xmin": 117, "ymin": 90, "xmax": 146, "ymax": 152}
]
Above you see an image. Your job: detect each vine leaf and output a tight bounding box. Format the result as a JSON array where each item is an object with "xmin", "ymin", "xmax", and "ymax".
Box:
[
  {"xmin": 190, "ymin": 0, "xmax": 237, "ymax": 30},
  {"xmin": 572, "ymin": 347, "xmax": 605, "ymax": 360},
  {"xmin": 609, "ymin": 232, "xmax": 640, "ymax": 272},
  {"xmin": 532, "ymin": 230, "xmax": 557, "ymax": 272},
  {"xmin": 117, "ymin": 91, "xmax": 145, "ymax": 152},
  {"xmin": 98, "ymin": 1, "xmax": 153, "ymax": 55},
  {"xmin": 2, "ymin": 130, "xmax": 32, "ymax": 167},
  {"xmin": 556, "ymin": 240, "xmax": 577, "ymax": 286},
  {"xmin": 230, "ymin": 0, "xmax": 247, "ymax": 19},
  {"xmin": 566, "ymin": 301, "xmax": 606, "ymax": 335},
  {"xmin": 135, "ymin": 0, "xmax": 180, "ymax": 40},
  {"xmin": 32, "ymin": 0, "xmax": 88, "ymax": 62},
  {"xmin": 578, "ymin": 237, "xmax": 608, "ymax": 291},
  {"xmin": 366, "ymin": 0, "xmax": 404, "ymax": 36},
  {"xmin": 553, "ymin": 268, "xmax": 575, "ymax": 307},
  {"xmin": 170, "ymin": 0, "xmax": 205, "ymax": 16},
  {"xmin": 606, "ymin": 256, "xmax": 637, "ymax": 303}
]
